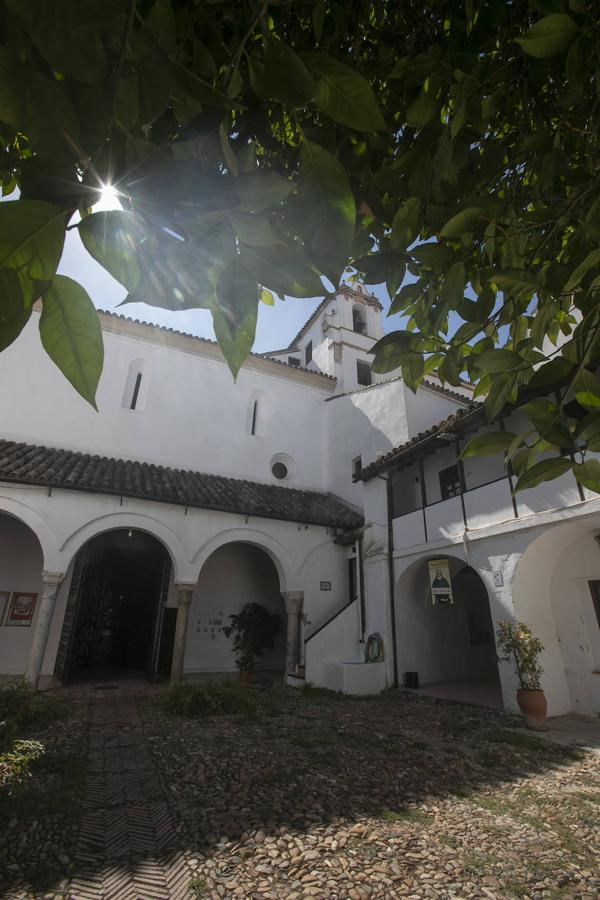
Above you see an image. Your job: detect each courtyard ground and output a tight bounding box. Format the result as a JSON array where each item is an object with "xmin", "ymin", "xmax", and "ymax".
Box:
[{"xmin": 0, "ymin": 681, "xmax": 598, "ymax": 899}]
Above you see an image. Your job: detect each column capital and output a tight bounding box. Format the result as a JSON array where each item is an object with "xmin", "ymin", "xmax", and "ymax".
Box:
[
  {"xmin": 175, "ymin": 583, "xmax": 195, "ymax": 605},
  {"xmin": 281, "ymin": 590, "xmax": 303, "ymax": 614},
  {"xmin": 41, "ymin": 571, "xmax": 66, "ymax": 588}
]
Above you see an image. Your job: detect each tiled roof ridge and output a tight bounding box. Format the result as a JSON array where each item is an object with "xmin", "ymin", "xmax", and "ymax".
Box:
[
  {"xmin": 360, "ymin": 402, "xmax": 484, "ymax": 480},
  {"xmin": 93, "ymin": 308, "xmax": 336, "ymax": 381},
  {"xmin": 0, "ymin": 439, "xmax": 362, "ymax": 530}
]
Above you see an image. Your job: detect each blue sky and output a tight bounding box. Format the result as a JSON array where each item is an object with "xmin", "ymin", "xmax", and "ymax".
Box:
[{"xmin": 58, "ymin": 225, "xmax": 394, "ymax": 354}]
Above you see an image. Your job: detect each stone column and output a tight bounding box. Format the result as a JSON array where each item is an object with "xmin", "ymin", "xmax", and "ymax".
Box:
[
  {"xmin": 25, "ymin": 571, "xmax": 65, "ymax": 690},
  {"xmin": 170, "ymin": 584, "xmax": 195, "ymax": 684},
  {"xmin": 282, "ymin": 591, "xmax": 303, "ymax": 679}
]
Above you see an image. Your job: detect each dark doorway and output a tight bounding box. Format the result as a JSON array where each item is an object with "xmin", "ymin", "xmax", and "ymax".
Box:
[{"xmin": 58, "ymin": 530, "xmax": 174, "ymax": 683}]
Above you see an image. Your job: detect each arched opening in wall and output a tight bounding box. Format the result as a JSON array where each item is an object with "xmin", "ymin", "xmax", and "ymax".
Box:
[
  {"xmin": 0, "ymin": 512, "xmax": 44, "ymax": 677},
  {"xmin": 352, "ymin": 304, "xmax": 367, "ymax": 335},
  {"xmin": 396, "ymin": 555, "xmax": 502, "ymax": 709},
  {"xmin": 55, "ymin": 529, "xmax": 174, "ymax": 684},
  {"xmin": 189, "ymin": 543, "xmax": 286, "ymax": 682},
  {"xmin": 512, "ymin": 521, "xmax": 600, "ymax": 717}
]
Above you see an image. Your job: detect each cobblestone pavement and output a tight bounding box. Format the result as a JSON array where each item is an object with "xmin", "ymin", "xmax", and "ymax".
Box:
[
  {"xmin": 1, "ymin": 683, "xmax": 599, "ymax": 899},
  {"xmin": 67, "ymin": 691, "xmax": 193, "ymax": 899},
  {"xmin": 0, "ymin": 684, "xmax": 195, "ymax": 900}
]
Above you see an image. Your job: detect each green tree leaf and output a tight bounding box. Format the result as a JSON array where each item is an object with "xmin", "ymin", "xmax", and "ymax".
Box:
[
  {"xmin": 371, "ymin": 331, "xmax": 421, "ymax": 374},
  {"xmin": 390, "ymin": 198, "xmax": 420, "ymax": 250},
  {"xmin": 573, "ymin": 369, "xmax": 600, "ymax": 412},
  {"xmin": 79, "ymin": 211, "xmax": 144, "ymax": 293},
  {"xmin": 461, "ymin": 431, "xmax": 516, "ymax": 458},
  {"xmin": 515, "ymin": 14, "xmax": 578, "ymax": 59},
  {"xmin": 242, "ymin": 243, "xmax": 324, "ymax": 298},
  {"xmin": 258, "ymin": 37, "xmax": 315, "ymax": 107},
  {"xmin": 491, "ymin": 270, "xmax": 538, "ymax": 298},
  {"xmin": 39, "ymin": 275, "xmax": 104, "ymax": 408},
  {"xmin": 303, "ymin": 54, "xmax": 386, "ymax": 131},
  {"xmin": 0, "ymin": 268, "xmax": 32, "ymax": 351},
  {"xmin": 214, "ymin": 259, "xmax": 259, "ymax": 380},
  {"xmin": 440, "ymin": 207, "xmax": 485, "ymax": 239},
  {"xmin": 520, "ymin": 398, "xmax": 573, "ymax": 447},
  {"xmin": 260, "ymin": 288, "xmax": 275, "ymax": 306},
  {"xmin": 298, "ymin": 139, "xmax": 355, "ymax": 286},
  {"xmin": 474, "ymin": 349, "xmax": 525, "ymax": 375},
  {"xmin": 573, "ymin": 459, "xmax": 600, "ymax": 494},
  {"xmin": 235, "ymin": 172, "xmax": 294, "ymax": 212},
  {"xmin": 564, "ymin": 248, "xmax": 600, "ymax": 292},
  {"xmin": 406, "ymin": 87, "xmax": 439, "ymax": 129},
  {"xmin": 0, "ymin": 200, "xmax": 65, "ymax": 296},
  {"xmin": 514, "ymin": 457, "xmax": 573, "ymax": 492}
]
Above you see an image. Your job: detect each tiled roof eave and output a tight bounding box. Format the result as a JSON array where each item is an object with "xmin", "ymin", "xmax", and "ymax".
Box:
[
  {"xmin": 360, "ymin": 403, "xmax": 485, "ymax": 480},
  {"xmin": 0, "ymin": 440, "xmax": 362, "ymax": 531}
]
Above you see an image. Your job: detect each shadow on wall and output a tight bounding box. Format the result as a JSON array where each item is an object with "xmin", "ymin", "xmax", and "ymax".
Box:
[
  {"xmin": 513, "ymin": 521, "xmax": 600, "ymax": 717},
  {"xmin": 186, "ymin": 543, "xmax": 286, "ymax": 675},
  {"xmin": 395, "ymin": 555, "xmax": 499, "ymax": 688}
]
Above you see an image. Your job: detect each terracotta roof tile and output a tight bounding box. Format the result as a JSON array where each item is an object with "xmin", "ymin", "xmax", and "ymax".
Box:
[
  {"xmin": 96, "ymin": 309, "xmax": 336, "ymax": 381},
  {"xmin": 360, "ymin": 402, "xmax": 485, "ymax": 480},
  {"xmin": 0, "ymin": 439, "xmax": 362, "ymax": 531}
]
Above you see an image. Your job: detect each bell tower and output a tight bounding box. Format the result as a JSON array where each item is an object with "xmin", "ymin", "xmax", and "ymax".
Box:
[{"xmin": 265, "ymin": 283, "xmax": 384, "ymax": 391}]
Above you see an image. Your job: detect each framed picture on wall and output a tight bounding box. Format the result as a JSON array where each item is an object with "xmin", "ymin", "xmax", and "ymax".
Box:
[
  {"xmin": 0, "ymin": 591, "xmax": 9, "ymax": 625},
  {"xmin": 5, "ymin": 592, "xmax": 37, "ymax": 626}
]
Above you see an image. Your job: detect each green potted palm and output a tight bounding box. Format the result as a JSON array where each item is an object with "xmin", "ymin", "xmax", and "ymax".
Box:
[
  {"xmin": 223, "ymin": 602, "xmax": 282, "ymax": 684},
  {"xmin": 496, "ymin": 620, "xmax": 546, "ymax": 730}
]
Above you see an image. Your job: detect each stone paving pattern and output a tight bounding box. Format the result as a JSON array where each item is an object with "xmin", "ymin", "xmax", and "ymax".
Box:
[{"xmin": 1, "ymin": 683, "xmax": 599, "ymax": 899}]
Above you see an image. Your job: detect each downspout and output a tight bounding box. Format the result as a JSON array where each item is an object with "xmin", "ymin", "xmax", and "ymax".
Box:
[
  {"xmin": 377, "ymin": 473, "xmax": 399, "ymax": 688},
  {"xmin": 357, "ymin": 535, "xmax": 366, "ymax": 641}
]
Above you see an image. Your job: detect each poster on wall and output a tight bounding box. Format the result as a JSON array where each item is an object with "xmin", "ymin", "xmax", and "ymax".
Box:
[
  {"xmin": 196, "ymin": 609, "xmax": 227, "ymax": 641},
  {"xmin": 5, "ymin": 592, "xmax": 38, "ymax": 626},
  {"xmin": 428, "ymin": 559, "xmax": 453, "ymax": 605},
  {"xmin": 0, "ymin": 591, "xmax": 9, "ymax": 625}
]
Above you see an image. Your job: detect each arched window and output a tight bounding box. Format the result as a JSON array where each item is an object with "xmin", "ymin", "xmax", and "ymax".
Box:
[
  {"xmin": 352, "ymin": 304, "xmax": 367, "ymax": 335},
  {"xmin": 121, "ymin": 359, "xmax": 150, "ymax": 411}
]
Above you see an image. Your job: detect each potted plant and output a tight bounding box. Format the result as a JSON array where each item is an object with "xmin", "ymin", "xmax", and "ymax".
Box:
[
  {"xmin": 496, "ymin": 620, "xmax": 546, "ymax": 730},
  {"xmin": 223, "ymin": 602, "xmax": 282, "ymax": 684}
]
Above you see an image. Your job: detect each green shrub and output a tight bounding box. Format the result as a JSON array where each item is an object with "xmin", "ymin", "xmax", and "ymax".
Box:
[
  {"xmin": 160, "ymin": 681, "xmax": 264, "ymax": 718},
  {"xmin": 0, "ymin": 681, "xmax": 65, "ymax": 749},
  {"xmin": 0, "ymin": 682, "xmax": 65, "ymax": 794},
  {"xmin": 0, "ymin": 739, "xmax": 45, "ymax": 792}
]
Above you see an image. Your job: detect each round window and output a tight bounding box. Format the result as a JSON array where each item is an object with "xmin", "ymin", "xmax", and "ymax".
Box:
[{"xmin": 271, "ymin": 461, "xmax": 288, "ymax": 480}]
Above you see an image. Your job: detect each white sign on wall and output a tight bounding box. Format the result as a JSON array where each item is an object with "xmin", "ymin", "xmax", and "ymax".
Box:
[{"xmin": 196, "ymin": 609, "xmax": 227, "ymax": 641}]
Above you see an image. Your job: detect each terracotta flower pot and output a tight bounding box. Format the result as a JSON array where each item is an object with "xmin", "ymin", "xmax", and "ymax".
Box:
[
  {"xmin": 239, "ymin": 670, "xmax": 252, "ymax": 686},
  {"xmin": 516, "ymin": 689, "xmax": 547, "ymax": 731}
]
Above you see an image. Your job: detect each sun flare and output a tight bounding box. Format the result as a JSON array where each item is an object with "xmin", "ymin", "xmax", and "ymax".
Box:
[{"xmin": 95, "ymin": 182, "xmax": 121, "ymax": 212}]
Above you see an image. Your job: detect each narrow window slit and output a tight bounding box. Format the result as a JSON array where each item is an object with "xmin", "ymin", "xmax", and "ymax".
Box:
[{"xmin": 130, "ymin": 372, "xmax": 142, "ymax": 410}]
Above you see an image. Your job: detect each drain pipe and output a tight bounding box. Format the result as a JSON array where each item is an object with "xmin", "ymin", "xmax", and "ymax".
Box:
[{"xmin": 377, "ymin": 473, "xmax": 399, "ymax": 689}]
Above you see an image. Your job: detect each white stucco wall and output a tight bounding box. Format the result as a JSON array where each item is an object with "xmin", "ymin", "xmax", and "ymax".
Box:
[
  {"xmin": 184, "ymin": 543, "xmax": 286, "ymax": 675},
  {"xmin": 512, "ymin": 524, "xmax": 600, "ymax": 717},
  {"xmin": 0, "ymin": 514, "xmax": 44, "ymax": 676},
  {"xmin": 0, "ymin": 312, "xmax": 334, "ymax": 492},
  {"xmin": 326, "ymin": 381, "xmax": 409, "ymax": 506},
  {"xmin": 394, "ymin": 554, "xmax": 498, "ymax": 687},
  {"xmin": 0, "ymin": 480, "xmax": 352, "ymax": 679},
  {"xmin": 402, "ymin": 384, "xmax": 469, "ymax": 439}
]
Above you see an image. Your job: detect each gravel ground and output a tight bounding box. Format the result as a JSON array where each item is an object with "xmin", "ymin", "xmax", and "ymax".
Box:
[
  {"xmin": 142, "ymin": 684, "xmax": 600, "ymax": 900},
  {"xmin": 0, "ymin": 692, "xmax": 92, "ymax": 898},
  {"xmin": 1, "ymin": 683, "xmax": 598, "ymax": 899}
]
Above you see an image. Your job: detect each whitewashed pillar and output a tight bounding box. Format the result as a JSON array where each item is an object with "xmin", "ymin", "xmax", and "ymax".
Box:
[
  {"xmin": 170, "ymin": 583, "xmax": 195, "ymax": 684},
  {"xmin": 25, "ymin": 571, "xmax": 65, "ymax": 690},
  {"xmin": 282, "ymin": 590, "xmax": 303, "ymax": 679}
]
